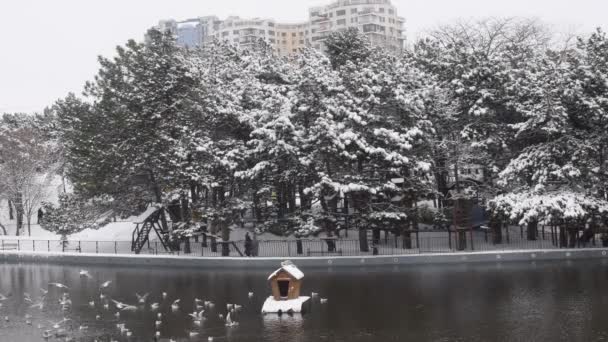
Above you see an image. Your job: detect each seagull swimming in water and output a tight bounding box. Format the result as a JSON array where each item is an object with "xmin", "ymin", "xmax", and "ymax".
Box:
[
  {"xmin": 49, "ymin": 283, "xmax": 70, "ymax": 290},
  {"xmin": 79, "ymin": 270, "xmax": 92, "ymax": 279},
  {"xmin": 136, "ymin": 293, "xmax": 149, "ymax": 304},
  {"xmin": 171, "ymin": 299, "xmax": 180, "ymax": 312}
]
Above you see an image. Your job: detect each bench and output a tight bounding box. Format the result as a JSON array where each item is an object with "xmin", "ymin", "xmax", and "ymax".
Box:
[
  {"xmin": 306, "ymin": 248, "xmax": 343, "ymax": 256},
  {"xmin": 60, "ymin": 242, "xmax": 81, "ymax": 253},
  {"xmin": 0, "ymin": 241, "xmax": 19, "ymax": 250}
]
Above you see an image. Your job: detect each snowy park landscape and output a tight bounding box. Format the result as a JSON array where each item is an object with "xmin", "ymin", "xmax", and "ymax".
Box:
[{"xmin": 2, "ymin": 0, "xmax": 608, "ymax": 340}]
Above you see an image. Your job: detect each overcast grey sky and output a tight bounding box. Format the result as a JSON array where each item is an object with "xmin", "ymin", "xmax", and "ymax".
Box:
[{"xmin": 0, "ymin": 0, "xmax": 606, "ymax": 113}]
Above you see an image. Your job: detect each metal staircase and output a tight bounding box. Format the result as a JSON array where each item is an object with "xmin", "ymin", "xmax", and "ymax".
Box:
[{"xmin": 131, "ymin": 208, "xmax": 170, "ymax": 254}]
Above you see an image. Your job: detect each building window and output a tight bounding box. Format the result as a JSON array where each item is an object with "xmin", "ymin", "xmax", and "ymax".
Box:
[
  {"xmin": 337, "ymin": 19, "xmax": 346, "ymax": 25},
  {"xmin": 336, "ymin": 9, "xmax": 346, "ymax": 16},
  {"xmin": 222, "ymin": 31, "xmax": 229, "ymax": 37},
  {"xmin": 351, "ymin": 18, "xmax": 358, "ymax": 23},
  {"xmin": 351, "ymin": 8, "xmax": 358, "ymax": 14},
  {"xmin": 282, "ymin": 32, "xmax": 286, "ymax": 37},
  {"xmin": 379, "ymin": 7, "xmax": 385, "ymax": 13},
  {"xmin": 269, "ymin": 38, "xmax": 275, "ymax": 43},
  {"xmin": 292, "ymin": 32, "xmax": 297, "ymax": 37},
  {"xmin": 268, "ymin": 22, "xmax": 275, "ymax": 27},
  {"xmin": 299, "ymin": 32, "xmax": 304, "ymax": 36},
  {"xmin": 388, "ymin": 9, "xmax": 394, "ymax": 15},
  {"xmin": 259, "ymin": 29, "xmax": 265, "ymax": 34},
  {"xmin": 233, "ymin": 30, "xmax": 239, "ymax": 35},
  {"xmin": 299, "ymin": 39, "xmax": 304, "ymax": 44},
  {"xmin": 268, "ymin": 30, "xmax": 275, "ymax": 36}
]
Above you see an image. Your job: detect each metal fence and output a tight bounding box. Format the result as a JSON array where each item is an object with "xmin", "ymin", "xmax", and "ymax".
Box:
[{"xmin": 0, "ymin": 229, "xmax": 604, "ymax": 258}]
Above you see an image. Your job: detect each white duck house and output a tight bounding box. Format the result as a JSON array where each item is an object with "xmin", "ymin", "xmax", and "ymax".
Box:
[{"xmin": 262, "ymin": 260, "xmax": 310, "ymax": 314}]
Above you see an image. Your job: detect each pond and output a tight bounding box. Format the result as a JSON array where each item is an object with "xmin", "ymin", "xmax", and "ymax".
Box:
[{"xmin": 0, "ymin": 259, "xmax": 607, "ymax": 341}]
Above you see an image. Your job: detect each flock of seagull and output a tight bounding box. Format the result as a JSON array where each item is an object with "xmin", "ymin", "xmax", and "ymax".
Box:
[
  {"xmin": 0, "ymin": 269, "xmax": 254, "ymax": 341},
  {"xmin": 0, "ymin": 269, "xmax": 328, "ymax": 341}
]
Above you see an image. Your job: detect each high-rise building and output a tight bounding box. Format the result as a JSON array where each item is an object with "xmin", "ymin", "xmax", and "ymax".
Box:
[
  {"xmin": 309, "ymin": 0, "xmax": 405, "ymax": 54},
  {"xmin": 154, "ymin": 0, "xmax": 404, "ymax": 56}
]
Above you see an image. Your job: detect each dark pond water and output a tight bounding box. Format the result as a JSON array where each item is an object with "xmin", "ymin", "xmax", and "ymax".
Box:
[{"xmin": 1, "ymin": 259, "xmax": 608, "ymax": 342}]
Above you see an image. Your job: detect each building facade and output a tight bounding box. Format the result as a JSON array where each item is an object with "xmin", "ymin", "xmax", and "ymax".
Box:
[{"xmin": 155, "ymin": 0, "xmax": 404, "ymax": 56}]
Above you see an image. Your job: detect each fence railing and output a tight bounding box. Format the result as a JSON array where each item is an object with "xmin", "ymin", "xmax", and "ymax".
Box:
[{"xmin": 0, "ymin": 230, "xmax": 605, "ymax": 258}]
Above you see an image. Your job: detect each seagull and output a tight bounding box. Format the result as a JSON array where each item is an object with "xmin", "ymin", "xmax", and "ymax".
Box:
[
  {"xmin": 79, "ymin": 270, "xmax": 92, "ymax": 279},
  {"xmin": 0, "ymin": 293, "xmax": 6, "ymax": 301},
  {"xmin": 30, "ymin": 301, "xmax": 44, "ymax": 310},
  {"xmin": 121, "ymin": 304, "xmax": 138, "ymax": 312},
  {"xmin": 225, "ymin": 311, "xmax": 238, "ymax": 327},
  {"xmin": 39, "ymin": 288, "xmax": 48, "ymax": 296},
  {"xmin": 248, "ymin": 292, "xmax": 254, "ymax": 298},
  {"xmin": 155, "ymin": 331, "xmax": 161, "ymax": 338},
  {"xmin": 188, "ymin": 331, "xmax": 199, "ymax": 338},
  {"xmin": 157, "ymin": 313, "xmax": 162, "ymax": 319},
  {"xmin": 188, "ymin": 309, "xmax": 205, "ymax": 320},
  {"xmin": 226, "ymin": 303, "xmax": 234, "ymax": 310},
  {"xmin": 23, "ymin": 292, "xmax": 33, "ymax": 303},
  {"xmin": 162, "ymin": 292, "xmax": 167, "ymax": 300},
  {"xmin": 155, "ymin": 320, "xmax": 162, "ymax": 328},
  {"xmin": 208, "ymin": 337, "xmax": 214, "ymax": 342},
  {"xmin": 234, "ymin": 304, "xmax": 243, "ymax": 311},
  {"xmin": 171, "ymin": 299, "xmax": 180, "ymax": 312},
  {"xmin": 100, "ymin": 281, "xmax": 112, "ymax": 290},
  {"xmin": 112, "ymin": 299, "xmax": 137, "ymax": 311},
  {"xmin": 311, "ymin": 292, "xmax": 318, "ymax": 297},
  {"xmin": 89, "ymin": 301, "xmax": 95, "ymax": 308},
  {"xmin": 49, "ymin": 318, "xmax": 70, "ymax": 329},
  {"xmin": 150, "ymin": 302, "xmax": 160, "ymax": 311},
  {"xmin": 320, "ymin": 298, "xmax": 328, "ymax": 304},
  {"xmin": 49, "ymin": 283, "xmax": 70, "ymax": 290},
  {"xmin": 136, "ymin": 293, "xmax": 149, "ymax": 304}
]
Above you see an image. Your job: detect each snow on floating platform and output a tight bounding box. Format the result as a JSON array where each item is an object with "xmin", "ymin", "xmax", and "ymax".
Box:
[
  {"xmin": 267, "ymin": 260, "xmax": 304, "ymax": 281},
  {"xmin": 261, "ymin": 296, "xmax": 310, "ymax": 314}
]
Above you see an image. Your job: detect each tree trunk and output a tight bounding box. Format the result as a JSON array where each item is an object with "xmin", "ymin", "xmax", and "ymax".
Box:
[
  {"xmin": 490, "ymin": 217, "xmax": 502, "ymax": 244},
  {"xmin": 559, "ymin": 225, "xmax": 567, "ymax": 247},
  {"xmin": 456, "ymin": 229, "xmax": 467, "ymax": 250},
  {"xmin": 568, "ymin": 228, "xmax": 577, "ymax": 248},
  {"xmin": 359, "ymin": 227, "xmax": 369, "ymax": 252},
  {"xmin": 148, "ymin": 170, "xmax": 169, "ymax": 233},
  {"xmin": 221, "ymin": 220, "xmax": 230, "ymax": 257},
  {"xmin": 527, "ymin": 220, "xmax": 538, "ymax": 241},
  {"xmin": 8, "ymin": 200, "xmax": 14, "ymax": 220},
  {"xmin": 14, "ymin": 194, "xmax": 24, "ymax": 236}
]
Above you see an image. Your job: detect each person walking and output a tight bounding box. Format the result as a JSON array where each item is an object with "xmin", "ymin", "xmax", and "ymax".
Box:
[{"xmin": 244, "ymin": 232, "xmax": 253, "ymax": 257}]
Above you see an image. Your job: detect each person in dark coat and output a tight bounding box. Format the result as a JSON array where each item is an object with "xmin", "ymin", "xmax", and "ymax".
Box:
[
  {"xmin": 37, "ymin": 208, "xmax": 44, "ymax": 224},
  {"xmin": 244, "ymin": 232, "xmax": 253, "ymax": 257}
]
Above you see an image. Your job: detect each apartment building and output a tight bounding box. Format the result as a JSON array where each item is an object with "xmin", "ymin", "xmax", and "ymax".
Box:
[
  {"xmin": 309, "ymin": 0, "xmax": 405, "ymax": 53},
  {"xmin": 155, "ymin": 0, "xmax": 404, "ymax": 56}
]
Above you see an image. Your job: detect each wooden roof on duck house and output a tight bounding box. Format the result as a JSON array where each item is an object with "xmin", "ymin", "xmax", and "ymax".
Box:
[{"xmin": 268, "ymin": 261, "xmax": 304, "ymax": 281}]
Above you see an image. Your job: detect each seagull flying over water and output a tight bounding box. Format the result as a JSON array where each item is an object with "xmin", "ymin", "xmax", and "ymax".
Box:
[{"xmin": 100, "ymin": 281, "xmax": 112, "ymax": 289}]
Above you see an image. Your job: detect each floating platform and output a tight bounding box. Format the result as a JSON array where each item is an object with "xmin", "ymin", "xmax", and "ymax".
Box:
[{"xmin": 261, "ymin": 296, "xmax": 310, "ymax": 314}]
